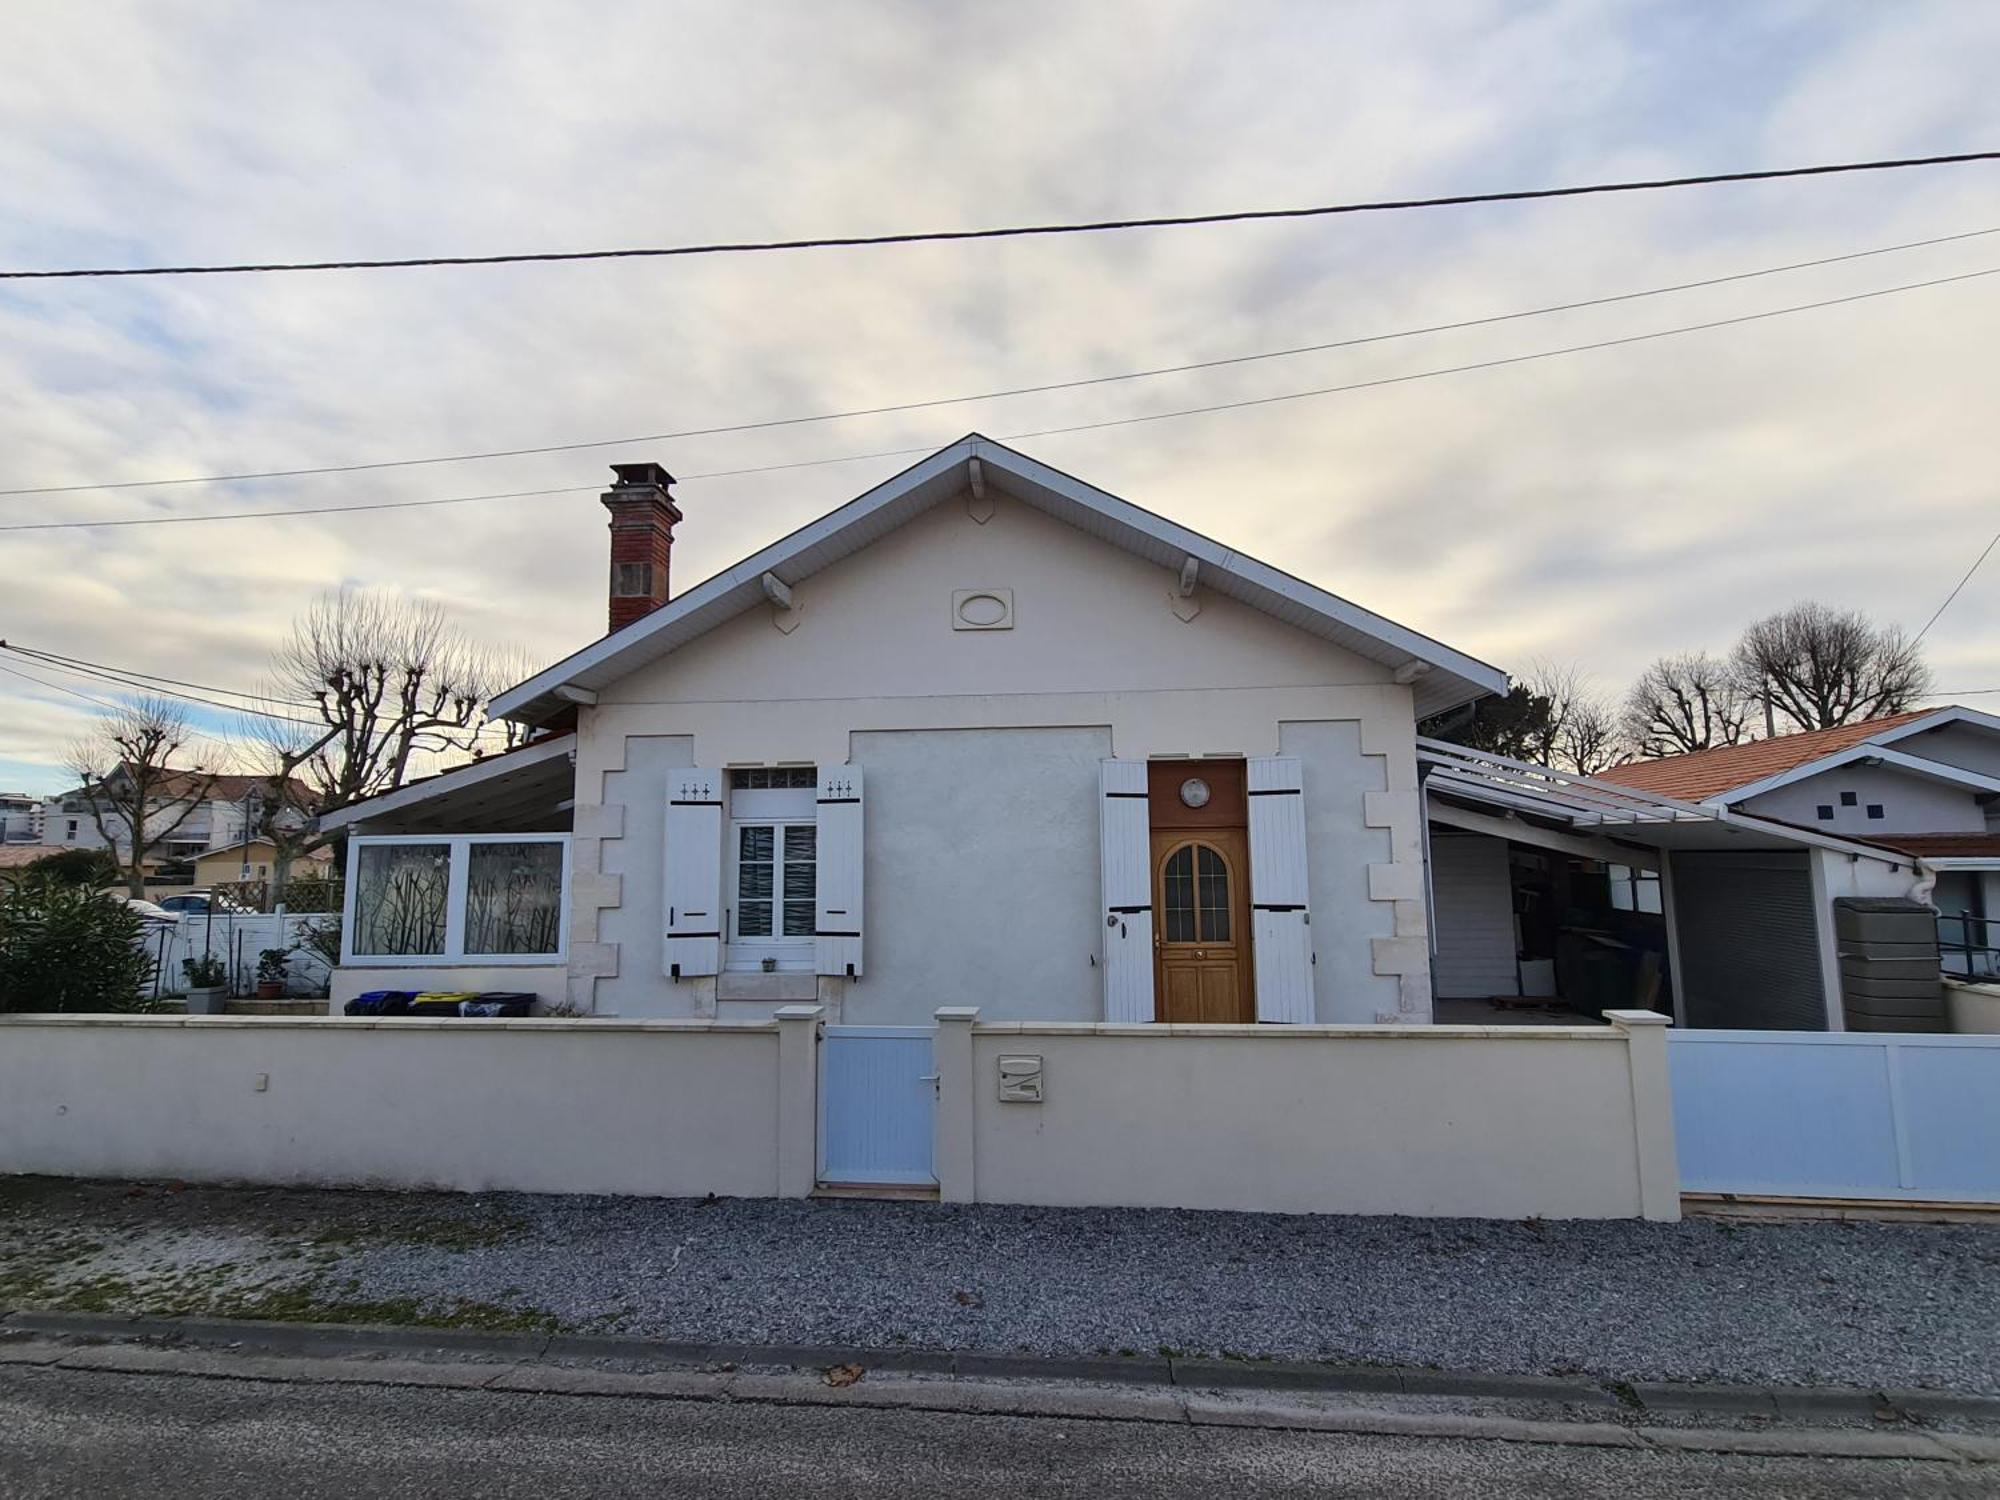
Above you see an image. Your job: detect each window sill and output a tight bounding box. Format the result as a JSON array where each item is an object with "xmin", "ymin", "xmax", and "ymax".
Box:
[
  {"xmin": 716, "ymin": 971, "xmax": 821, "ymax": 1003},
  {"xmin": 340, "ymin": 953, "xmax": 565, "ymax": 968}
]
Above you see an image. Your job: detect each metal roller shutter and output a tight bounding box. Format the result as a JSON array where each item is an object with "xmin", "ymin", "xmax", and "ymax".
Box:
[{"xmin": 1670, "ymin": 850, "xmax": 1824, "ymax": 1029}]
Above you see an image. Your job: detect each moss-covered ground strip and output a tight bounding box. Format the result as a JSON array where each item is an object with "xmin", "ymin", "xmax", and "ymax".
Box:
[{"xmin": 0, "ymin": 1177, "xmax": 554, "ymax": 1335}]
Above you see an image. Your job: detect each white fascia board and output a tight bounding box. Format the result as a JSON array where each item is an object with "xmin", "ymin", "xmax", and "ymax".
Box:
[
  {"xmin": 985, "ymin": 442, "xmax": 1510, "ymax": 704},
  {"xmin": 491, "ymin": 434, "xmax": 1507, "ymax": 723},
  {"xmin": 1706, "ymin": 804, "xmax": 1920, "ymax": 867},
  {"xmin": 1868, "ymin": 705, "xmax": 2000, "ymax": 747},
  {"xmin": 1717, "ymin": 743, "xmax": 2000, "ymax": 805},
  {"xmin": 314, "ymin": 734, "xmax": 576, "ymax": 833},
  {"xmin": 489, "ymin": 440, "xmax": 980, "ymax": 720}
]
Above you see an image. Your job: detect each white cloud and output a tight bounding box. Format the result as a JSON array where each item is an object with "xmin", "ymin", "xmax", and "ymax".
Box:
[{"xmin": 1, "ymin": 0, "xmax": 1996, "ymax": 792}]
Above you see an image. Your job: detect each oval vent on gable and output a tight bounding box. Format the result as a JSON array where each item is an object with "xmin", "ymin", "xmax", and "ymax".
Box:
[{"xmin": 952, "ymin": 588, "xmax": 1014, "ymax": 631}]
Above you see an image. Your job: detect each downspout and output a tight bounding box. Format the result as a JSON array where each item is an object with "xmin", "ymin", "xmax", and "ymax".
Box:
[{"xmin": 1909, "ymin": 858, "xmax": 1940, "ymax": 907}]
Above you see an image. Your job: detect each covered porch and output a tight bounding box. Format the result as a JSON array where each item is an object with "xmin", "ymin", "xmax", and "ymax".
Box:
[
  {"xmin": 316, "ymin": 735, "xmax": 578, "ymax": 1012},
  {"xmin": 1419, "ymin": 739, "xmax": 1932, "ymax": 1031}
]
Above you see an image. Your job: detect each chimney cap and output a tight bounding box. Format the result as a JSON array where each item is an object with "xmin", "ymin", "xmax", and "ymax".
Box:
[{"xmin": 609, "ymin": 461, "xmax": 677, "ymax": 490}]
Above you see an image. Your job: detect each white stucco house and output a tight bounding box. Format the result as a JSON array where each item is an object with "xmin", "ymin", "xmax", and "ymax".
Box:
[{"xmin": 323, "ymin": 434, "xmax": 1509, "ymax": 1027}]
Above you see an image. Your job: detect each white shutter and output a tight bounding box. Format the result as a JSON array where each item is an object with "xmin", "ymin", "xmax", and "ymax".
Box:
[
  {"xmin": 1099, "ymin": 759, "xmax": 1155, "ymax": 1022},
  {"xmin": 1248, "ymin": 755, "xmax": 1314, "ymax": 1023},
  {"xmin": 815, "ymin": 764, "xmax": 864, "ymax": 977},
  {"xmin": 662, "ymin": 767, "xmax": 724, "ymax": 978}
]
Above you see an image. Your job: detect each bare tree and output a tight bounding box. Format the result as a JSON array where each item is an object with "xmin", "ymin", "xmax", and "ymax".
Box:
[
  {"xmin": 1731, "ymin": 602, "xmax": 1930, "ymax": 733},
  {"xmin": 1556, "ymin": 696, "xmax": 1624, "ymax": 776},
  {"xmin": 1520, "ymin": 660, "xmax": 1626, "ymax": 776},
  {"xmin": 1622, "ymin": 651, "xmax": 1754, "ymax": 757},
  {"xmin": 244, "ymin": 589, "xmax": 526, "ymax": 900},
  {"xmin": 65, "ymin": 696, "xmax": 224, "ymax": 897}
]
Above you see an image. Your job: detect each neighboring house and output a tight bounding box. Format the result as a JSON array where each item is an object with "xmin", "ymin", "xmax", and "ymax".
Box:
[
  {"xmin": 1419, "ymin": 739, "xmax": 1937, "ymax": 1030},
  {"xmin": 44, "ymin": 769, "xmax": 316, "ymax": 872},
  {"xmin": 0, "ymin": 792, "xmax": 43, "ymax": 844},
  {"xmin": 1600, "ymin": 710, "xmax": 2000, "ymax": 982},
  {"xmin": 190, "ymin": 838, "xmax": 333, "ymax": 889},
  {"xmin": 321, "ymin": 435, "xmax": 1508, "ymax": 1023}
]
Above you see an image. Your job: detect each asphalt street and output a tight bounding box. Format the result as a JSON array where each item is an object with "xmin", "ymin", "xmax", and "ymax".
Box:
[{"xmin": 0, "ymin": 1363, "xmax": 1986, "ymax": 1499}]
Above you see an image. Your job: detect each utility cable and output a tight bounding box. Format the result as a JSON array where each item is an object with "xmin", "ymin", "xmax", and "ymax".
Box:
[
  {"xmin": 2, "ymin": 262, "xmax": 1993, "ymax": 535},
  {"xmin": 7, "ymin": 223, "xmax": 1994, "ymax": 499},
  {"xmin": 3, "ymin": 151, "xmax": 1996, "ymax": 280}
]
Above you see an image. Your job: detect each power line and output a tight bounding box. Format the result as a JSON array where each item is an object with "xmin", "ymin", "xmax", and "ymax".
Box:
[
  {"xmin": 9, "ymin": 224, "xmax": 1996, "ymax": 501},
  {"xmin": 0, "ymin": 657, "xmax": 128, "ymax": 713},
  {"xmin": 11, "ymin": 257, "xmax": 1994, "ymax": 535},
  {"xmin": 0, "ymin": 644, "xmax": 327, "ymax": 727},
  {"xmin": 0, "ymin": 484, "xmax": 600, "ymax": 532},
  {"xmin": 0, "ymin": 640, "xmax": 518, "ymax": 743},
  {"xmin": 5, "ymin": 151, "xmax": 1999, "ymax": 282},
  {"xmin": 1914, "ymin": 526, "xmax": 2000, "ymax": 644},
  {"xmin": 2, "ymin": 641, "xmax": 317, "ymax": 709}
]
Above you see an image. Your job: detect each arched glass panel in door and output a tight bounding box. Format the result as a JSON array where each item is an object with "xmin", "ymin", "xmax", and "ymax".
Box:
[{"xmin": 1162, "ymin": 842, "xmax": 1232, "ymax": 944}]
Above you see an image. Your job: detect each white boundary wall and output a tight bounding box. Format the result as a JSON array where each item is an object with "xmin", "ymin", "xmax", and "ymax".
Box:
[
  {"xmin": 0, "ymin": 1012, "xmax": 822, "ymax": 1199},
  {"xmin": 0, "ymin": 1009, "xmax": 1676, "ymax": 1220},
  {"xmin": 934, "ymin": 1010, "xmax": 1679, "ymax": 1220}
]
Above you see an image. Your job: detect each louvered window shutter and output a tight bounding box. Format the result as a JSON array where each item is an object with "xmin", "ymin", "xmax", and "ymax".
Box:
[
  {"xmin": 1099, "ymin": 759, "xmax": 1155, "ymax": 1022},
  {"xmin": 662, "ymin": 768, "xmax": 724, "ymax": 978},
  {"xmin": 815, "ymin": 764, "xmax": 864, "ymax": 977},
  {"xmin": 1248, "ymin": 755, "xmax": 1314, "ymax": 1023}
]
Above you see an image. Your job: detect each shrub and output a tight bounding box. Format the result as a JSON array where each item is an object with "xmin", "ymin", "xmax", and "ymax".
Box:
[
  {"xmin": 182, "ymin": 952, "xmax": 228, "ymax": 989},
  {"xmin": 0, "ymin": 875, "xmax": 152, "ymax": 1013},
  {"xmin": 256, "ymin": 947, "xmax": 292, "ymax": 987}
]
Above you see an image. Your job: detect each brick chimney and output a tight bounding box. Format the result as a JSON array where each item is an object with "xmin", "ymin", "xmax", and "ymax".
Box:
[{"xmin": 602, "ymin": 462, "xmax": 681, "ymax": 633}]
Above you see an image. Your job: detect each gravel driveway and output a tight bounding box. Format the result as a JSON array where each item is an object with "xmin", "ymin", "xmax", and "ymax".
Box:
[{"xmin": 4, "ymin": 1179, "xmax": 1997, "ymax": 1394}]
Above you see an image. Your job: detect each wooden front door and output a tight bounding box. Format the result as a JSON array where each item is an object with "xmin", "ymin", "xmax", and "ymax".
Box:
[{"xmin": 1152, "ymin": 828, "xmax": 1255, "ymax": 1023}]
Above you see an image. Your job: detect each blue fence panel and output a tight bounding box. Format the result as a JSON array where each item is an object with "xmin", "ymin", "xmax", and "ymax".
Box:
[
  {"xmin": 1669, "ymin": 1030, "xmax": 2000, "ymax": 1204},
  {"xmin": 819, "ymin": 1025, "xmax": 936, "ymax": 1186}
]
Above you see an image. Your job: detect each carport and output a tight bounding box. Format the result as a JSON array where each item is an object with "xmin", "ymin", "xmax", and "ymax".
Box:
[{"xmin": 1418, "ymin": 739, "xmax": 1930, "ymax": 1030}]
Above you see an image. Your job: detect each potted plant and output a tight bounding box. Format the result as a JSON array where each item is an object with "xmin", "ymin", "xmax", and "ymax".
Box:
[
  {"xmin": 254, "ymin": 947, "xmax": 292, "ymax": 1000},
  {"xmin": 182, "ymin": 953, "xmax": 228, "ymax": 1015}
]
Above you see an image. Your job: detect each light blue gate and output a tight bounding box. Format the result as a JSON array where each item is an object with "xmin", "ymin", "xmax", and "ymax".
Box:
[
  {"xmin": 1669, "ymin": 1029, "xmax": 2000, "ymax": 1203},
  {"xmin": 819, "ymin": 1025, "xmax": 936, "ymax": 1187}
]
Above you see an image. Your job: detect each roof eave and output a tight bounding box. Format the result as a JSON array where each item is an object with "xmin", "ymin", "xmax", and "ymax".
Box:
[{"xmin": 490, "ymin": 436, "xmax": 1507, "ymax": 725}]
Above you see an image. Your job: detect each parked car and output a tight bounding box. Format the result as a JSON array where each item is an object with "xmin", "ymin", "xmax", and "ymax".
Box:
[
  {"xmin": 155, "ymin": 889, "xmax": 254, "ymax": 916},
  {"xmin": 104, "ymin": 893, "xmax": 182, "ymax": 926}
]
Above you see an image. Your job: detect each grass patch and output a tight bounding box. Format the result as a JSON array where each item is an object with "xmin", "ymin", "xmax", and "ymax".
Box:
[{"xmin": 212, "ymin": 1281, "xmax": 558, "ymax": 1334}]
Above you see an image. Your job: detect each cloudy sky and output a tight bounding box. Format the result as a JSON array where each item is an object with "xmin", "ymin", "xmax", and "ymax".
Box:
[{"xmin": 2, "ymin": 1, "xmax": 1997, "ymax": 795}]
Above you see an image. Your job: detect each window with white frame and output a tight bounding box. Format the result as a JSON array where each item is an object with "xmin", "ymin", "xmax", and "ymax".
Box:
[
  {"xmin": 726, "ymin": 767, "xmax": 816, "ymax": 971},
  {"xmin": 1605, "ymin": 862, "xmax": 1663, "ymax": 915},
  {"xmin": 343, "ymin": 834, "xmax": 569, "ymax": 964}
]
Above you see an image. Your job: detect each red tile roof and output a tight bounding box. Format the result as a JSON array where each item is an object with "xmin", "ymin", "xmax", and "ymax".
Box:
[
  {"xmin": 1596, "ymin": 710, "xmax": 1936, "ymax": 801},
  {"xmin": 1873, "ymin": 833, "xmax": 2000, "ymax": 859}
]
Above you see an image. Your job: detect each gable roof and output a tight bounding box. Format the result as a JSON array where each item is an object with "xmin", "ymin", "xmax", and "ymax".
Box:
[
  {"xmin": 1598, "ymin": 705, "xmax": 2000, "ymax": 805},
  {"xmin": 490, "ymin": 435, "xmax": 1507, "ymax": 725},
  {"xmin": 57, "ymin": 767, "xmax": 317, "ymax": 809},
  {"xmin": 1596, "ymin": 711, "xmax": 1936, "ymax": 801}
]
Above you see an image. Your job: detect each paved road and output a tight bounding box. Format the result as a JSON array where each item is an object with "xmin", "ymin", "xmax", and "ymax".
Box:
[{"xmin": 0, "ymin": 1364, "xmax": 1979, "ymax": 1499}]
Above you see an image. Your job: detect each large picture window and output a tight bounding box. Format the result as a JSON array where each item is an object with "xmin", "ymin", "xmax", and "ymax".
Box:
[
  {"xmin": 342, "ymin": 834, "xmax": 570, "ymax": 965},
  {"xmin": 352, "ymin": 843, "xmax": 450, "ymax": 956}
]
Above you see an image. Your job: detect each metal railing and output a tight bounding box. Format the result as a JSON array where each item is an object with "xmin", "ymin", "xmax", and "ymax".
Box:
[{"xmin": 1939, "ymin": 909, "xmax": 2000, "ymax": 980}]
